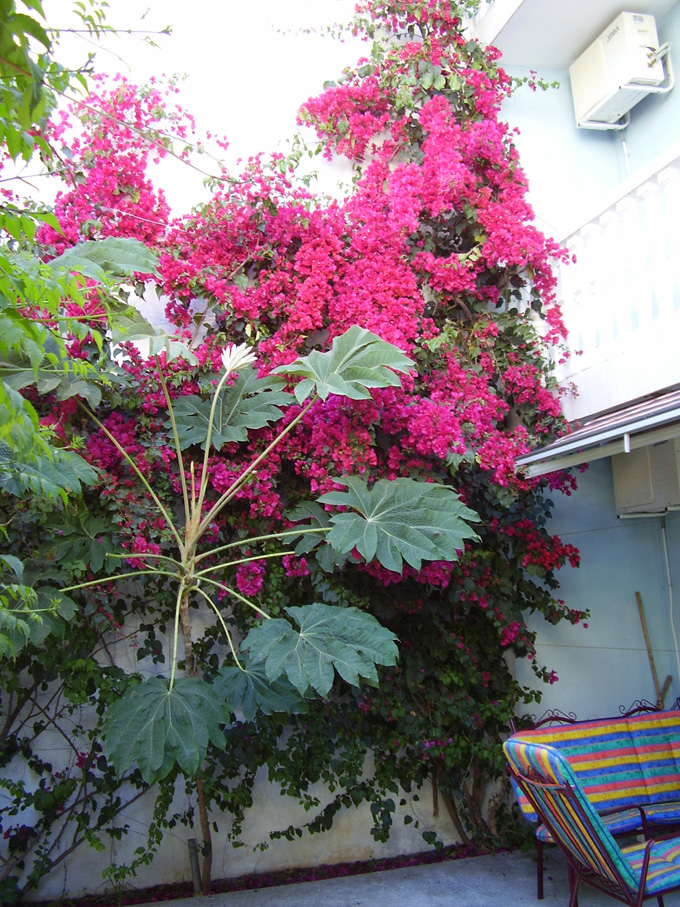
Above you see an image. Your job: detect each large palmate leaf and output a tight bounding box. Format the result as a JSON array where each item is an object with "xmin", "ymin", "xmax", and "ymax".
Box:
[
  {"xmin": 273, "ymin": 325, "xmax": 414, "ymax": 403},
  {"xmin": 242, "ymin": 603, "xmax": 398, "ymax": 698},
  {"xmin": 214, "ymin": 657, "xmax": 307, "ymax": 722},
  {"xmin": 49, "ymin": 237, "xmax": 159, "ymax": 283},
  {"xmin": 318, "ymin": 476, "xmax": 480, "ymax": 573},
  {"xmin": 169, "ymin": 367, "xmax": 292, "ymax": 450},
  {"xmin": 286, "ymin": 501, "xmax": 349, "ymax": 572},
  {"xmin": 103, "ymin": 676, "xmax": 231, "ymax": 783}
]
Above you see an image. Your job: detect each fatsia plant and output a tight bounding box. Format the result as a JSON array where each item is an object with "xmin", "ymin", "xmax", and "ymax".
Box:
[{"xmin": 61, "ymin": 326, "xmax": 479, "ymax": 784}]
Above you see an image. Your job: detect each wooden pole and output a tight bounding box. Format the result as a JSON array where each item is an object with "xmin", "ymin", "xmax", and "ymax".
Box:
[
  {"xmin": 636, "ymin": 591, "xmax": 663, "ymax": 706},
  {"xmin": 660, "ymin": 674, "xmax": 673, "ymax": 705}
]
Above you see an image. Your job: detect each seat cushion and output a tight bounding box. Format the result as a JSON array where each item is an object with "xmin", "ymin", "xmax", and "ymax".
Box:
[{"xmin": 623, "ymin": 837, "xmax": 680, "ymax": 895}]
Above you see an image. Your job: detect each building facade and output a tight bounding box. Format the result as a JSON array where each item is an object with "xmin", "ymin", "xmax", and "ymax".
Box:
[{"xmin": 469, "ymin": 0, "xmax": 680, "ymax": 716}]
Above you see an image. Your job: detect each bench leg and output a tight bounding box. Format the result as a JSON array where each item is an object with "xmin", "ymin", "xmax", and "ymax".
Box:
[{"xmin": 537, "ymin": 837, "xmax": 544, "ymax": 900}]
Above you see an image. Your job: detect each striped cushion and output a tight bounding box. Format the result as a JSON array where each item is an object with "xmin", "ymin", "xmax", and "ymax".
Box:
[
  {"xmin": 510, "ymin": 710, "xmax": 680, "ymax": 829},
  {"xmin": 504, "ymin": 739, "xmax": 639, "ymax": 890},
  {"xmin": 536, "ymin": 807, "xmax": 643, "ymax": 842},
  {"xmin": 505, "ymin": 737, "xmax": 680, "ymax": 900},
  {"xmin": 624, "ymin": 837, "xmax": 680, "ymax": 894}
]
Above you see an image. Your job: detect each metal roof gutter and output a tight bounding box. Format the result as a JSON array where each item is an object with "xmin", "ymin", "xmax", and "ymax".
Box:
[{"xmin": 515, "ymin": 402, "xmax": 680, "ymax": 478}]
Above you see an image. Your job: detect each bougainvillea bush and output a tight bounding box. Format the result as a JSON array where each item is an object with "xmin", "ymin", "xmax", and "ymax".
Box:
[{"xmin": 0, "ymin": 0, "xmax": 586, "ymax": 899}]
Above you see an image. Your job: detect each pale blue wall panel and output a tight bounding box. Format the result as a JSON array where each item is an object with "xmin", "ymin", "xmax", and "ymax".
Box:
[{"xmin": 516, "ymin": 460, "xmax": 680, "ymax": 717}]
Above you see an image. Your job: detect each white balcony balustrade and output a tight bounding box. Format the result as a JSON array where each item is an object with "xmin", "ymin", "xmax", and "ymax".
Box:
[{"xmin": 554, "ymin": 149, "xmax": 680, "ymax": 421}]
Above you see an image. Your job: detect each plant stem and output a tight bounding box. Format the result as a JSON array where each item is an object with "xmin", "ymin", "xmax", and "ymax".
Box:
[
  {"xmin": 194, "ymin": 586, "xmax": 243, "ymax": 669},
  {"xmin": 198, "ymin": 577, "xmax": 271, "ymax": 620},
  {"xmin": 155, "ymin": 356, "xmax": 191, "ymax": 525},
  {"xmin": 168, "ymin": 585, "xmax": 184, "ymax": 692},
  {"xmin": 196, "ymin": 398, "xmax": 315, "ymax": 537},
  {"xmin": 80, "ymin": 405, "xmax": 184, "ymax": 552},
  {"xmin": 196, "ymin": 778, "xmax": 213, "ymax": 893},
  {"xmin": 194, "ymin": 526, "xmax": 330, "ymax": 564},
  {"xmin": 61, "ymin": 568, "xmax": 178, "ymax": 593},
  {"xmin": 179, "ymin": 586, "xmax": 195, "ymax": 678},
  {"xmin": 194, "ymin": 550, "xmax": 295, "ymax": 578},
  {"xmin": 106, "ymin": 551, "xmax": 182, "ymax": 568},
  {"xmin": 194, "ymin": 368, "xmax": 232, "ymax": 523}
]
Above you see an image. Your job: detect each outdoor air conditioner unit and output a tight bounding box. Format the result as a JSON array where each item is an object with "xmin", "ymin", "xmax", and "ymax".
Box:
[
  {"xmin": 569, "ymin": 11, "xmax": 668, "ymax": 130},
  {"xmin": 612, "ymin": 439, "xmax": 680, "ymax": 516}
]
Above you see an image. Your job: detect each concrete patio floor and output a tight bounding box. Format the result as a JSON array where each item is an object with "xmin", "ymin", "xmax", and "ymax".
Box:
[{"xmin": 135, "ymin": 848, "xmax": 680, "ymax": 907}]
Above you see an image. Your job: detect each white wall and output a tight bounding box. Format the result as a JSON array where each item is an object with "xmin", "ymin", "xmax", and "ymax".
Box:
[{"xmin": 27, "ymin": 770, "xmax": 458, "ymax": 901}]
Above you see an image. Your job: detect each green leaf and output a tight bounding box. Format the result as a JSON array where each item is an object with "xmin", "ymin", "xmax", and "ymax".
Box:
[
  {"xmin": 109, "ymin": 313, "xmax": 198, "ymax": 366},
  {"xmin": 0, "ymin": 579, "xmax": 77, "ymax": 659},
  {"xmin": 48, "ymin": 237, "xmax": 159, "ymax": 283},
  {"xmin": 0, "ymin": 442, "xmax": 98, "ymax": 499},
  {"xmin": 169, "ymin": 368, "xmax": 291, "ymax": 450},
  {"xmin": 286, "ymin": 502, "xmax": 349, "ymax": 571},
  {"xmin": 1, "ymin": 362, "xmax": 102, "ymax": 405},
  {"xmin": 318, "ymin": 477, "xmax": 480, "ymax": 573},
  {"xmin": 0, "ymin": 553, "xmax": 24, "ymax": 581},
  {"xmin": 52, "ymin": 507, "xmax": 118, "ymax": 574},
  {"xmin": 12, "ymin": 13, "xmax": 50, "ymax": 49},
  {"xmin": 273, "ymin": 325, "xmax": 414, "ymax": 404},
  {"xmin": 214, "ymin": 657, "xmax": 307, "ymax": 721},
  {"xmin": 102, "ymin": 676, "xmax": 231, "ymax": 783},
  {"xmin": 242, "ymin": 603, "xmax": 398, "ymax": 698}
]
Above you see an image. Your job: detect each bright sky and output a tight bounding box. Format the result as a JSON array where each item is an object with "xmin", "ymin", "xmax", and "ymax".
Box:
[{"xmin": 42, "ymin": 0, "xmax": 366, "ymax": 212}]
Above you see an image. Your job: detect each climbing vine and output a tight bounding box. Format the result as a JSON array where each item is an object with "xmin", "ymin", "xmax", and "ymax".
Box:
[{"xmin": 0, "ymin": 0, "xmax": 587, "ymax": 900}]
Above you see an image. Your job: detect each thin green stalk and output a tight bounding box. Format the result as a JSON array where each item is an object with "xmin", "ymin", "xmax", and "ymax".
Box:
[
  {"xmin": 106, "ymin": 551, "xmax": 183, "ymax": 569},
  {"xmin": 198, "ymin": 576, "xmax": 271, "ymax": 620},
  {"xmin": 194, "ymin": 550, "xmax": 295, "ymax": 578},
  {"xmin": 194, "ymin": 368, "xmax": 232, "ymax": 522},
  {"xmin": 169, "ymin": 585, "xmax": 185, "ymax": 692},
  {"xmin": 197, "ymin": 398, "xmax": 316, "ymax": 537},
  {"xmin": 155, "ymin": 356, "xmax": 191, "ymax": 526},
  {"xmin": 80, "ymin": 405, "xmax": 184, "ymax": 552},
  {"xmin": 194, "ymin": 586, "xmax": 243, "ymax": 670},
  {"xmin": 194, "ymin": 526, "xmax": 331, "ymax": 564},
  {"xmin": 61, "ymin": 568, "xmax": 179, "ymax": 593}
]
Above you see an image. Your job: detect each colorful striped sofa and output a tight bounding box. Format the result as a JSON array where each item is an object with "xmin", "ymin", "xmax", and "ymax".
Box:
[{"xmin": 508, "ymin": 707, "xmax": 680, "ymax": 899}]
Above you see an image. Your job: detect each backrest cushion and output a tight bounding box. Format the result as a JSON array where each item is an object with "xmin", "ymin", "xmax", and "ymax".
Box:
[
  {"xmin": 509, "ymin": 717, "xmax": 647, "ymax": 823},
  {"xmin": 504, "ymin": 738, "xmax": 638, "ymax": 891},
  {"xmin": 626, "ymin": 710, "xmax": 680, "ymax": 804}
]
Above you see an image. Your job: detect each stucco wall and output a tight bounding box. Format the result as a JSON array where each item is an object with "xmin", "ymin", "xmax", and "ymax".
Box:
[{"xmin": 30, "ymin": 768, "xmax": 458, "ymax": 902}]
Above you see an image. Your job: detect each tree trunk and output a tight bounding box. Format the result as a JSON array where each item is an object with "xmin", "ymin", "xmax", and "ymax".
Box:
[
  {"xmin": 196, "ymin": 778, "xmax": 213, "ymax": 893},
  {"xmin": 178, "ymin": 587, "xmax": 213, "ymax": 891}
]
